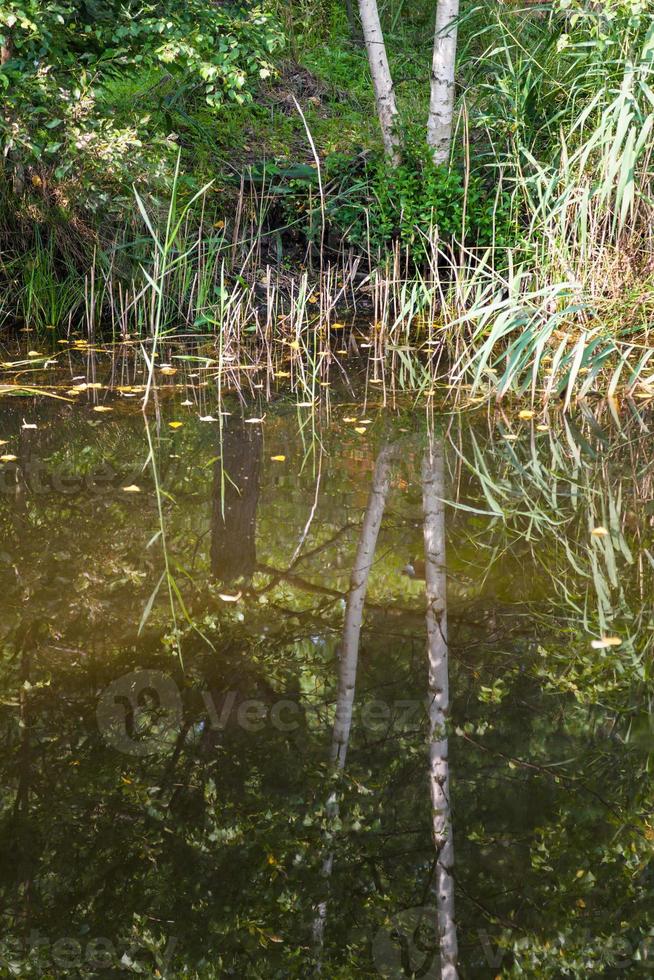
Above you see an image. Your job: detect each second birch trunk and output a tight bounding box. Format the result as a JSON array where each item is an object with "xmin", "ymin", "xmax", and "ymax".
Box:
[{"xmin": 427, "ymin": 0, "xmax": 459, "ymax": 164}]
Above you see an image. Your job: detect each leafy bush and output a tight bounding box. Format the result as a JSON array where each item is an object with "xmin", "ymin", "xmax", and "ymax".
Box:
[
  {"xmin": 276, "ymin": 140, "xmax": 519, "ymax": 261},
  {"xmin": 0, "ymin": 1, "xmax": 283, "ymax": 209}
]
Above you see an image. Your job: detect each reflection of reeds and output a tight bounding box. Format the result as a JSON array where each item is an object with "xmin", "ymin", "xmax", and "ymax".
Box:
[{"xmin": 447, "ymin": 404, "xmax": 653, "ymax": 708}]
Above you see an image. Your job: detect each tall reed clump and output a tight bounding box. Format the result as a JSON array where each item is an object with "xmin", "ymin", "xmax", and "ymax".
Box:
[{"xmin": 436, "ymin": 1, "xmax": 654, "ymax": 400}]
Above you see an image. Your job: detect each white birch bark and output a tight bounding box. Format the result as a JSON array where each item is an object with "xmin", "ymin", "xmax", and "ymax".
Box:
[
  {"xmin": 422, "ymin": 443, "xmax": 458, "ymax": 980},
  {"xmin": 427, "ymin": 0, "xmax": 459, "ymax": 165},
  {"xmin": 314, "ymin": 443, "xmax": 396, "ymax": 951},
  {"xmin": 358, "ymin": 0, "xmax": 401, "ymax": 165}
]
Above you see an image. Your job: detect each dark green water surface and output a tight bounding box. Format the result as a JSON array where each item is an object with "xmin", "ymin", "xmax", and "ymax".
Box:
[{"xmin": 1, "ymin": 347, "xmax": 653, "ymax": 977}]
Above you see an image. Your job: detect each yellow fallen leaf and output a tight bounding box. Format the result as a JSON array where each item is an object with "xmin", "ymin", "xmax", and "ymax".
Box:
[
  {"xmin": 86, "ymin": 383, "xmax": 102, "ymax": 390},
  {"xmin": 0, "ymin": 440, "xmax": 7, "ymax": 446},
  {"xmin": 591, "ymin": 526, "xmax": 609, "ymax": 537},
  {"xmin": 518, "ymin": 409, "xmax": 535, "ymax": 420},
  {"xmin": 332, "ymin": 323, "xmax": 345, "ymax": 330},
  {"xmin": 337, "ymin": 348, "xmax": 348, "ymax": 354},
  {"xmin": 354, "ymin": 427, "xmax": 367, "ymax": 435},
  {"xmin": 271, "ymin": 455, "xmax": 286, "ymax": 462},
  {"xmin": 66, "ymin": 389, "xmax": 82, "ymax": 397},
  {"xmin": 219, "ymin": 591, "xmax": 242, "ymax": 602},
  {"xmin": 27, "ymin": 351, "xmax": 43, "ymax": 358},
  {"xmin": 93, "ymin": 406, "xmax": 112, "ymax": 413},
  {"xmin": 358, "ymin": 419, "xmax": 372, "ymax": 424},
  {"xmin": 343, "ymin": 417, "xmax": 357, "ymax": 423},
  {"xmin": 289, "ymin": 341, "xmax": 300, "ymax": 351},
  {"xmin": 160, "ymin": 366, "xmax": 178, "ymax": 376},
  {"xmin": 0, "ymin": 454, "xmax": 17, "ymax": 462},
  {"xmin": 214, "ymin": 219, "xmax": 225, "ymax": 229},
  {"xmin": 169, "ymin": 421, "xmax": 183, "ymax": 429},
  {"xmin": 536, "ymin": 424, "xmax": 549, "ymax": 431},
  {"xmin": 296, "ymin": 401, "xmax": 314, "ymax": 407},
  {"xmin": 274, "ymin": 371, "xmax": 291, "ymax": 378},
  {"xmin": 369, "ymin": 378, "xmax": 383, "ymax": 385},
  {"xmin": 122, "ymin": 485, "xmax": 141, "ymax": 493},
  {"xmin": 591, "ymin": 636, "xmax": 622, "ymax": 649},
  {"xmin": 308, "ymin": 296, "xmax": 318, "ymax": 304}
]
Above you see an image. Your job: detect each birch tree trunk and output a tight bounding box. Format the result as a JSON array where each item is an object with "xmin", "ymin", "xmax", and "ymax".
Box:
[
  {"xmin": 358, "ymin": 0, "xmax": 401, "ymax": 165},
  {"xmin": 314, "ymin": 443, "xmax": 396, "ymax": 950},
  {"xmin": 422, "ymin": 443, "xmax": 458, "ymax": 980},
  {"xmin": 427, "ymin": 0, "xmax": 459, "ymax": 164}
]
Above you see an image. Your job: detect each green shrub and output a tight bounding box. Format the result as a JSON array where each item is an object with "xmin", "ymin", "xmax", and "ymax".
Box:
[
  {"xmin": 0, "ymin": 1, "xmax": 284, "ymax": 209},
  {"xmin": 279, "ymin": 139, "xmax": 519, "ymax": 261}
]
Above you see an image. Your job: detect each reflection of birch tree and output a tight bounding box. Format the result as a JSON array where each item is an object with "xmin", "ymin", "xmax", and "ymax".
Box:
[
  {"xmin": 422, "ymin": 442, "xmax": 458, "ymax": 979},
  {"xmin": 314, "ymin": 442, "xmax": 396, "ymax": 949}
]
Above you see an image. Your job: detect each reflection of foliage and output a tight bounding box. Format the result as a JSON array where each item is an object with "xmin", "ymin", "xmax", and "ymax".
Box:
[{"xmin": 2, "ymin": 393, "xmax": 654, "ymax": 973}]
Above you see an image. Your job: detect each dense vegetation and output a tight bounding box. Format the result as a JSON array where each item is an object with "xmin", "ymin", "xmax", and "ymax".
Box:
[{"xmin": 2, "ymin": 0, "xmax": 654, "ymax": 396}]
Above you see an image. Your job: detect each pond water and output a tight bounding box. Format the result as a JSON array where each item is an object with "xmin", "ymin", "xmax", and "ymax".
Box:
[{"xmin": 1, "ymin": 344, "xmax": 653, "ymax": 978}]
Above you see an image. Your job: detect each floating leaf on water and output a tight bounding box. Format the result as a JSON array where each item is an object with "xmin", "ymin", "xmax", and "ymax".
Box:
[
  {"xmin": 160, "ymin": 366, "xmax": 178, "ymax": 376},
  {"xmin": 591, "ymin": 636, "xmax": 622, "ymax": 649},
  {"xmin": 199, "ymin": 415, "xmax": 218, "ymax": 422},
  {"xmin": 270, "ymin": 455, "xmax": 286, "ymax": 462},
  {"xmin": 0, "ymin": 454, "xmax": 17, "ymax": 462},
  {"xmin": 245, "ymin": 416, "xmax": 265, "ymax": 424},
  {"xmin": 122, "ymin": 485, "xmax": 141, "ymax": 493},
  {"xmin": 518, "ymin": 410, "xmax": 535, "ymax": 420},
  {"xmin": 368, "ymin": 379, "xmax": 383, "ymax": 385},
  {"xmin": 358, "ymin": 419, "xmax": 372, "ymax": 424},
  {"xmin": 92, "ymin": 406, "xmax": 112, "ymax": 413},
  {"xmin": 169, "ymin": 421, "xmax": 183, "ymax": 429},
  {"xmin": 219, "ymin": 591, "xmax": 242, "ymax": 602},
  {"xmin": 591, "ymin": 526, "xmax": 609, "ymax": 537},
  {"xmin": 536, "ymin": 424, "xmax": 549, "ymax": 431},
  {"xmin": 27, "ymin": 351, "xmax": 43, "ymax": 358},
  {"xmin": 354, "ymin": 427, "xmax": 367, "ymax": 435}
]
